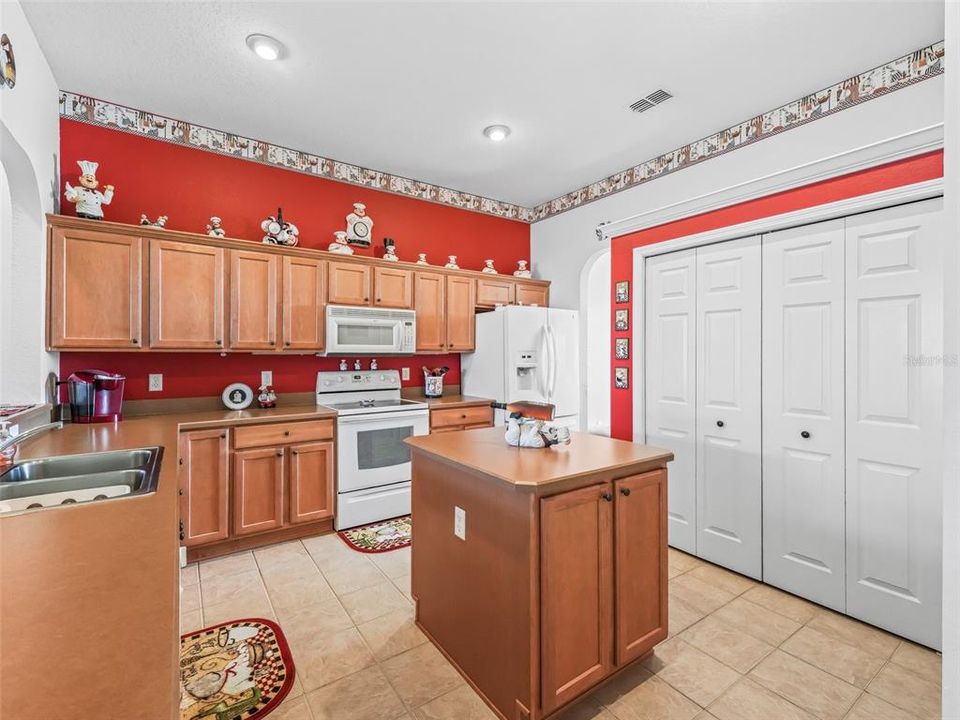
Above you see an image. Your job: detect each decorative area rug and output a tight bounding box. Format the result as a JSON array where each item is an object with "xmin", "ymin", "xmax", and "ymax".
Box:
[
  {"xmin": 180, "ymin": 618, "xmax": 294, "ymax": 720},
  {"xmin": 338, "ymin": 515, "xmax": 412, "ymax": 553}
]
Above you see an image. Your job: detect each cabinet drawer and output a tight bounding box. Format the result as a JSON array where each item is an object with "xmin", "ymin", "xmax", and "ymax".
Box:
[
  {"xmin": 234, "ymin": 420, "xmax": 334, "ymax": 449},
  {"xmin": 430, "ymin": 405, "xmax": 493, "ymax": 429}
]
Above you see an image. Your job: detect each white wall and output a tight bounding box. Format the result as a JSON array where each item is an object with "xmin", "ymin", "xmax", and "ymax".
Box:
[{"xmin": 0, "ymin": 0, "xmax": 60, "ymax": 403}]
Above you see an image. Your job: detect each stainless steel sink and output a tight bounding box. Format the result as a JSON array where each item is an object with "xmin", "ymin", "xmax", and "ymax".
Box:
[{"xmin": 0, "ymin": 447, "xmax": 163, "ymax": 513}]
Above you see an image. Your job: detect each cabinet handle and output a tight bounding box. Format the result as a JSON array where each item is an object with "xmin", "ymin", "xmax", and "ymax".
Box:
[
  {"xmin": 620, "ymin": 487, "xmax": 631, "ymax": 497},
  {"xmin": 601, "ymin": 492, "xmax": 613, "ymax": 502},
  {"xmin": 179, "ymin": 519, "xmax": 185, "ymax": 541},
  {"xmin": 801, "ymin": 430, "xmax": 811, "ymax": 439},
  {"xmin": 716, "ymin": 420, "xmax": 725, "ymax": 428}
]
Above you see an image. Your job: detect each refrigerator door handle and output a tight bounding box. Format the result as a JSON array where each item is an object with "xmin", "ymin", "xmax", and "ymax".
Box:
[
  {"xmin": 538, "ymin": 325, "xmax": 550, "ymax": 400},
  {"xmin": 548, "ymin": 324, "xmax": 559, "ymax": 401}
]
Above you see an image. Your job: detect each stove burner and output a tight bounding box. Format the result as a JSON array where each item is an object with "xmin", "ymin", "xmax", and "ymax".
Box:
[{"xmin": 358, "ymin": 399, "xmax": 376, "ymax": 407}]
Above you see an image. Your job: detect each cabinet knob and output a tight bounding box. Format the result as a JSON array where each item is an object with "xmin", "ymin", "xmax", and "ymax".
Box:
[
  {"xmin": 131, "ymin": 338, "xmax": 138, "ymax": 344},
  {"xmin": 801, "ymin": 430, "xmax": 811, "ymax": 439},
  {"xmin": 276, "ymin": 451, "xmax": 283, "ymax": 457},
  {"xmin": 601, "ymin": 492, "xmax": 613, "ymax": 502},
  {"xmin": 620, "ymin": 487, "xmax": 631, "ymax": 497},
  {"xmin": 284, "ymin": 341, "xmax": 291, "ymax": 346},
  {"xmin": 292, "ymin": 449, "xmax": 298, "ymax": 455},
  {"xmin": 220, "ymin": 433, "xmax": 226, "ymax": 439},
  {"xmin": 283, "ymin": 431, "xmax": 290, "ymax": 436},
  {"xmin": 216, "ymin": 339, "xmax": 223, "ymax": 345},
  {"xmin": 716, "ymin": 420, "xmax": 725, "ymax": 428}
]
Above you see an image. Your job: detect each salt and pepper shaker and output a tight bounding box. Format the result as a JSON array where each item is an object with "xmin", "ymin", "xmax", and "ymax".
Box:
[
  {"xmin": 339, "ymin": 359, "xmax": 348, "ymax": 371},
  {"xmin": 354, "ymin": 359, "xmax": 362, "ymax": 371},
  {"xmin": 370, "ymin": 359, "xmax": 379, "ymax": 370}
]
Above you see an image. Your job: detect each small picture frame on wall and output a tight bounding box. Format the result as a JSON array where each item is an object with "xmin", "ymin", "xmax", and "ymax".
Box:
[
  {"xmin": 615, "ymin": 280, "xmax": 630, "ymax": 304},
  {"xmin": 615, "ymin": 309, "xmax": 629, "ymax": 332},
  {"xmin": 615, "ymin": 338, "xmax": 630, "ymax": 360},
  {"xmin": 615, "ymin": 367, "xmax": 629, "ymax": 389}
]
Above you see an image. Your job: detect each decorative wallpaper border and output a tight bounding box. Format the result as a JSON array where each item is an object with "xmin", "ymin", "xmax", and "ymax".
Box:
[{"xmin": 59, "ymin": 40, "xmax": 943, "ymax": 225}]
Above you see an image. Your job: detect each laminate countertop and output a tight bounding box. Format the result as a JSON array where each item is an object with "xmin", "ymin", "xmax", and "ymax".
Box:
[{"xmin": 406, "ymin": 426, "xmax": 673, "ymax": 489}]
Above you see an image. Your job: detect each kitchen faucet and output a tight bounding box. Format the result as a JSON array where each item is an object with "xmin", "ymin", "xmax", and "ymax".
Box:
[{"xmin": 0, "ymin": 421, "xmax": 64, "ymax": 456}]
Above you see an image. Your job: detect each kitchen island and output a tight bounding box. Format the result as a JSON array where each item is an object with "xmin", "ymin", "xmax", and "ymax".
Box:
[{"xmin": 405, "ymin": 427, "xmax": 673, "ymax": 720}]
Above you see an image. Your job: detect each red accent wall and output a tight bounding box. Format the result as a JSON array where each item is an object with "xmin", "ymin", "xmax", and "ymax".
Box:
[
  {"xmin": 59, "ymin": 119, "xmax": 527, "ymax": 400},
  {"xmin": 610, "ymin": 150, "xmax": 944, "ymax": 441}
]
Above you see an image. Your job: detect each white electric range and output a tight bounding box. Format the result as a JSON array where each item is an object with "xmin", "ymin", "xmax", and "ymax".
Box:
[{"xmin": 316, "ymin": 370, "xmax": 428, "ymax": 530}]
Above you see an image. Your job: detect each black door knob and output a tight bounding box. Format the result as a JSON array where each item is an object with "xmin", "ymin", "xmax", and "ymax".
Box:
[
  {"xmin": 620, "ymin": 487, "xmax": 631, "ymax": 497},
  {"xmin": 801, "ymin": 430, "xmax": 811, "ymax": 439},
  {"xmin": 716, "ymin": 420, "xmax": 725, "ymax": 428},
  {"xmin": 601, "ymin": 492, "xmax": 613, "ymax": 502}
]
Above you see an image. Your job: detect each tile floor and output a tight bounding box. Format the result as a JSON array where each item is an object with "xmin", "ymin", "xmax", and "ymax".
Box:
[{"xmin": 180, "ymin": 538, "xmax": 942, "ymax": 720}]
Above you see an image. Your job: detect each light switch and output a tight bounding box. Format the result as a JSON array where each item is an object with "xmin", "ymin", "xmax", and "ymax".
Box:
[
  {"xmin": 454, "ymin": 506, "xmax": 466, "ymax": 540},
  {"xmin": 261, "ymin": 370, "xmax": 273, "ymax": 387},
  {"xmin": 401, "ymin": 367, "xmax": 410, "ymax": 381},
  {"xmin": 148, "ymin": 374, "xmax": 163, "ymax": 392}
]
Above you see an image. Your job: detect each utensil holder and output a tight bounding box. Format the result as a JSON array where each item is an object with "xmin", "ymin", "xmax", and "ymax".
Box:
[{"xmin": 424, "ymin": 374, "xmax": 443, "ymax": 398}]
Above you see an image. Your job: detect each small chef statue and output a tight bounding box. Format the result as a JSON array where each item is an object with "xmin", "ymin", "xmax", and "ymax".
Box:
[
  {"xmin": 64, "ymin": 160, "xmax": 114, "ymax": 220},
  {"xmin": 345, "ymin": 203, "xmax": 373, "ymax": 246}
]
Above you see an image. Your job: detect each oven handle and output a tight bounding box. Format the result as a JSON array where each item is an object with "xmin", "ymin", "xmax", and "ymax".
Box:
[{"xmin": 336, "ymin": 410, "xmax": 430, "ymax": 425}]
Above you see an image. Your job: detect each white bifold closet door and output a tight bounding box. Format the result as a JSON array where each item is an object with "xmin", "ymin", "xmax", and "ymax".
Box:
[
  {"xmin": 644, "ymin": 249, "xmax": 698, "ymax": 554},
  {"xmin": 761, "ymin": 219, "xmax": 846, "ymax": 610},
  {"xmin": 844, "ymin": 198, "xmax": 943, "ymax": 649},
  {"xmin": 696, "ymin": 236, "xmax": 762, "ymax": 579}
]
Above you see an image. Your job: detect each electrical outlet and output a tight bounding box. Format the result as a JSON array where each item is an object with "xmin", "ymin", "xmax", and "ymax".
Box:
[
  {"xmin": 401, "ymin": 367, "xmax": 410, "ymax": 381},
  {"xmin": 148, "ymin": 374, "xmax": 163, "ymax": 392},
  {"xmin": 454, "ymin": 506, "xmax": 466, "ymax": 540},
  {"xmin": 261, "ymin": 370, "xmax": 273, "ymax": 387}
]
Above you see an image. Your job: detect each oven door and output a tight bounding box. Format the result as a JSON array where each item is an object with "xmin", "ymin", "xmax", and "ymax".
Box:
[
  {"xmin": 327, "ymin": 316, "xmax": 403, "ymax": 354},
  {"xmin": 336, "ymin": 409, "xmax": 430, "ymax": 492}
]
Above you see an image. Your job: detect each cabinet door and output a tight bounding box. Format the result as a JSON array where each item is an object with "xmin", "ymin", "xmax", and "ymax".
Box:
[
  {"xmin": 328, "ymin": 261, "xmax": 372, "ymax": 306},
  {"xmin": 614, "ymin": 470, "xmax": 668, "ymax": 665},
  {"xmin": 288, "ymin": 441, "xmax": 335, "ymax": 524},
  {"xmin": 229, "ymin": 249, "xmax": 278, "ymax": 350},
  {"xmin": 150, "ymin": 240, "xmax": 225, "ymax": 348},
  {"xmin": 845, "ymin": 199, "xmax": 944, "ymax": 649},
  {"xmin": 233, "ymin": 447, "xmax": 285, "ymax": 536},
  {"xmin": 516, "ymin": 282, "xmax": 548, "ymax": 307},
  {"xmin": 282, "ymin": 256, "xmax": 325, "ymax": 351},
  {"xmin": 696, "ymin": 236, "xmax": 762, "ymax": 578},
  {"xmin": 414, "ymin": 271, "xmax": 446, "ymax": 352},
  {"xmin": 374, "ymin": 266, "xmax": 413, "ymax": 309},
  {"xmin": 476, "ymin": 277, "xmax": 515, "ymax": 307},
  {"xmin": 762, "ymin": 220, "xmax": 846, "ymax": 610},
  {"xmin": 644, "ymin": 250, "xmax": 697, "ymax": 554},
  {"xmin": 178, "ymin": 429, "xmax": 229, "ymax": 547},
  {"xmin": 49, "ymin": 228, "xmax": 143, "ymax": 349},
  {"xmin": 540, "ymin": 483, "xmax": 613, "ymax": 714},
  {"xmin": 445, "ymin": 275, "xmax": 476, "ymax": 351}
]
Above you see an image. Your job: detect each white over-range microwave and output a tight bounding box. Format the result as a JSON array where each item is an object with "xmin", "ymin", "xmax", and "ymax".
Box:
[{"xmin": 325, "ymin": 305, "xmax": 416, "ymax": 355}]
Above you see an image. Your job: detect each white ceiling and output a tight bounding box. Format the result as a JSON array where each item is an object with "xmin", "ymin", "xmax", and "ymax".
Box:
[{"xmin": 22, "ymin": 1, "xmax": 944, "ymax": 208}]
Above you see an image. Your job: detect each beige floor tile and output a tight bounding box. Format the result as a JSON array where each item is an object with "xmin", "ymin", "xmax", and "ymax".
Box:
[
  {"xmin": 748, "ymin": 650, "xmax": 859, "ymax": 720},
  {"xmin": 692, "ymin": 713, "xmax": 721, "ymax": 720},
  {"xmin": 370, "ymin": 547, "xmax": 411, "ymax": 580},
  {"xmin": 670, "ymin": 574, "xmax": 736, "ymax": 615},
  {"xmin": 324, "ymin": 558, "xmax": 389, "ymax": 596},
  {"xmin": 866, "ymin": 663, "xmax": 941, "ymax": 720},
  {"xmin": 254, "ymin": 539, "xmax": 309, "ymax": 565},
  {"xmin": 739, "ymin": 585, "xmax": 817, "ymax": 624},
  {"xmin": 392, "ymin": 573, "xmax": 414, "ymax": 603},
  {"xmin": 687, "ymin": 565, "xmax": 757, "ymax": 596},
  {"xmin": 181, "ymin": 563, "xmax": 199, "ymax": 587},
  {"xmin": 266, "ymin": 572, "xmax": 336, "ymax": 614},
  {"xmin": 668, "ymin": 595, "xmax": 706, "ymax": 637},
  {"xmin": 889, "ymin": 641, "xmax": 942, "ymax": 687},
  {"xmin": 259, "ymin": 554, "xmax": 323, "ymax": 584},
  {"xmin": 305, "ymin": 665, "xmax": 407, "ymax": 720},
  {"xmin": 304, "ymin": 533, "xmax": 365, "ymax": 573},
  {"xmin": 180, "ymin": 583, "xmax": 201, "ymax": 613},
  {"xmin": 680, "ymin": 615, "xmax": 775, "ymax": 674},
  {"xmin": 711, "ymin": 597, "xmax": 800, "ymax": 646},
  {"xmin": 269, "ymin": 694, "xmax": 315, "ymax": 720},
  {"xmin": 292, "ymin": 626, "xmax": 376, "ymax": 693},
  {"xmin": 806, "ymin": 610, "xmax": 900, "ymax": 661},
  {"xmin": 780, "ymin": 625, "xmax": 884, "ymax": 688},
  {"xmin": 200, "ymin": 568, "xmax": 266, "ymax": 606},
  {"xmin": 275, "ymin": 596, "xmax": 354, "ymax": 644},
  {"xmin": 668, "ymin": 548, "xmax": 703, "ymax": 574},
  {"xmin": 198, "ymin": 550, "xmax": 258, "ymax": 581},
  {"xmin": 845, "ymin": 693, "xmax": 921, "ymax": 720},
  {"xmin": 552, "ymin": 697, "xmax": 618, "ymax": 720},
  {"xmin": 413, "ymin": 683, "xmax": 495, "ymax": 720},
  {"xmin": 356, "ymin": 606, "xmax": 428, "ymax": 660},
  {"xmin": 339, "ymin": 580, "xmax": 411, "ymax": 625},
  {"xmin": 202, "ymin": 592, "xmax": 276, "ymax": 626},
  {"xmin": 708, "ymin": 678, "xmax": 817, "ymax": 720},
  {"xmin": 179, "ymin": 609, "xmax": 203, "ymax": 634},
  {"xmin": 642, "ymin": 637, "xmax": 741, "ymax": 706},
  {"xmin": 380, "ymin": 642, "xmax": 464, "ymax": 708},
  {"xmin": 593, "ymin": 665, "xmax": 701, "ymax": 720}
]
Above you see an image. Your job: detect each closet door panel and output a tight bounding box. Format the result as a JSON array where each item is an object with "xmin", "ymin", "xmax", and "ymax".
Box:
[
  {"xmin": 644, "ymin": 250, "xmax": 697, "ymax": 554},
  {"xmin": 696, "ymin": 236, "xmax": 762, "ymax": 578},
  {"xmin": 762, "ymin": 220, "xmax": 845, "ymax": 610},
  {"xmin": 845, "ymin": 199, "xmax": 943, "ymax": 649}
]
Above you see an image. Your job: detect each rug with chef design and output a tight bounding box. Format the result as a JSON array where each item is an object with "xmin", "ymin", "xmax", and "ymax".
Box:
[
  {"xmin": 180, "ymin": 618, "xmax": 294, "ymax": 720},
  {"xmin": 338, "ymin": 515, "xmax": 411, "ymax": 553}
]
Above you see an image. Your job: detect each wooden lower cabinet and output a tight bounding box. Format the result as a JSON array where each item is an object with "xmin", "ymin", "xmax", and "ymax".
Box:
[
  {"xmin": 233, "ymin": 447, "xmax": 285, "ymax": 536},
  {"xmin": 288, "ymin": 441, "xmax": 335, "ymax": 524},
  {"xmin": 178, "ymin": 429, "xmax": 230, "ymax": 546}
]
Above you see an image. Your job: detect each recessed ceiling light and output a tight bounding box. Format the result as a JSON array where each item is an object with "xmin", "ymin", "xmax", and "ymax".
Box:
[
  {"xmin": 483, "ymin": 124, "xmax": 511, "ymax": 142},
  {"xmin": 246, "ymin": 34, "xmax": 284, "ymax": 61}
]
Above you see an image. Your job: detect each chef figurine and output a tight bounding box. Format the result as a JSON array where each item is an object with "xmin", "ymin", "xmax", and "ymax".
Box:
[
  {"xmin": 206, "ymin": 216, "xmax": 226, "ymax": 237},
  {"xmin": 416, "ymin": 253, "xmax": 429, "ymax": 265},
  {"xmin": 64, "ymin": 160, "xmax": 114, "ymax": 220},
  {"xmin": 327, "ymin": 231, "xmax": 353, "ymax": 254},
  {"xmin": 514, "ymin": 260, "xmax": 532, "ymax": 278},
  {"xmin": 256, "ymin": 384, "xmax": 277, "ymax": 409},
  {"xmin": 383, "ymin": 238, "xmax": 399, "ymax": 262},
  {"xmin": 339, "ymin": 359, "xmax": 349, "ymax": 371},
  {"xmin": 345, "ymin": 202, "xmax": 373, "ymax": 246},
  {"xmin": 444, "ymin": 255, "xmax": 459, "ymax": 269},
  {"xmin": 482, "ymin": 259, "xmax": 498, "ymax": 274},
  {"xmin": 353, "ymin": 359, "xmax": 362, "ymax": 371}
]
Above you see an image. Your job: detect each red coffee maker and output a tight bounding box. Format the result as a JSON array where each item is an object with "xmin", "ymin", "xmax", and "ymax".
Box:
[{"xmin": 65, "ymin": 370, "xmax": 126, "ymax": 423}]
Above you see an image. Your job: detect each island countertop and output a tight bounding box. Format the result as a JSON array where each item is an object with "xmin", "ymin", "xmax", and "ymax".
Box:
[{"xmin": 405, "ymin": 426, "xmax": 673, "ymax": 488}]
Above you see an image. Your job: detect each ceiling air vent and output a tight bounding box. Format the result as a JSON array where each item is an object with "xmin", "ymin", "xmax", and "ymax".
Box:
[{"xmin": 629, "ymin": 89, "xmax": 673, "ymax": 114}]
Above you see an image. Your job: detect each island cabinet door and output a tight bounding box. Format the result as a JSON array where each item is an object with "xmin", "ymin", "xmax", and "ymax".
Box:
[
  {"xmin": 178, "ymin": 429, "xmax": 230, "ymax": 547},
  {"xmin": 229, "ymin": 249, "xmax": 279, "ymax": 350},
  {"xmin": 540, "ymin": 483, "xmax": 614, "ymax": 715},
  {"xmin": 288, "ymin": 441, "xmax": 335, "ymax": 524},
  {"xmin": 150, "ymin": 239, "xmax": 225, "ymax": 349},
  {"xmin": 233, "ymin": 447, "xmax": 285, "ymax": 536},
  {"xmin": 613, "ymin": 470, "xmax": 668, "ymax": 666},
  {"xmin": 414, "ymin": 271, "xmax": 446, "ymax": 351}
]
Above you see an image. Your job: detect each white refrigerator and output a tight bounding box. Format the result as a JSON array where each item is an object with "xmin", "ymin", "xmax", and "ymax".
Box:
[{"xmin": 461, "ymin": 306, "xmax": 580, "ymax": 429}]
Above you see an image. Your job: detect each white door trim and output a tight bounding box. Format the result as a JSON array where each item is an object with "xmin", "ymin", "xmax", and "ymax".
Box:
[{"xmin": 632, "ymin": 177, "xmax": 944, "ymax": 444}]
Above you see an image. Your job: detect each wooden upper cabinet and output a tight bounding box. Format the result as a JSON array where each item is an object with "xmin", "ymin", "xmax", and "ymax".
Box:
[
  {"xmin": 414, "ymin": 271, "xmax": 446, "ymax": 352},
  {"xmin": 288, "ymin": 441, "xmax": 335, "ymax": 524},
  {"xmin": 445, "ymin": 275, "xmax": 476, "ymax": 351},
  {"xmin": 328, "ymin": 261, "xmax": 371, "ymax": 306},
  {"xmin": 282, "ymin": 256, "xmax": 325, "ymax": 351},
  {"xmin": 178, "ymin": 429, "xmax": 230, "ymax": 547},
  {"xmin": 233, "ymin": 447, "xmax": 285, "ymax": 536},
  {"xmin": 48, "ymin": 227, "xmax": 143, "ymax": 349},
  {"xmin": 374, "ymin": 266, "xmax": 413, "ymax": 309},
  {"xmin": 516, "ymin": 282, "xmax": 549, "ymax": 307},
  {"xmin": 150, "ymin": 240, "xmax": 225, "ymax": 349},
  {"xmin": 540, "ymin": 483, "xmax": 614, "ymax": 714},
  {"xmin": 229, "ymin": 249, "xmax": 279, "ymax": 350},
  {"xmin": 476, "ymin": 277, "xmax": 515, "ymax": 308}
]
